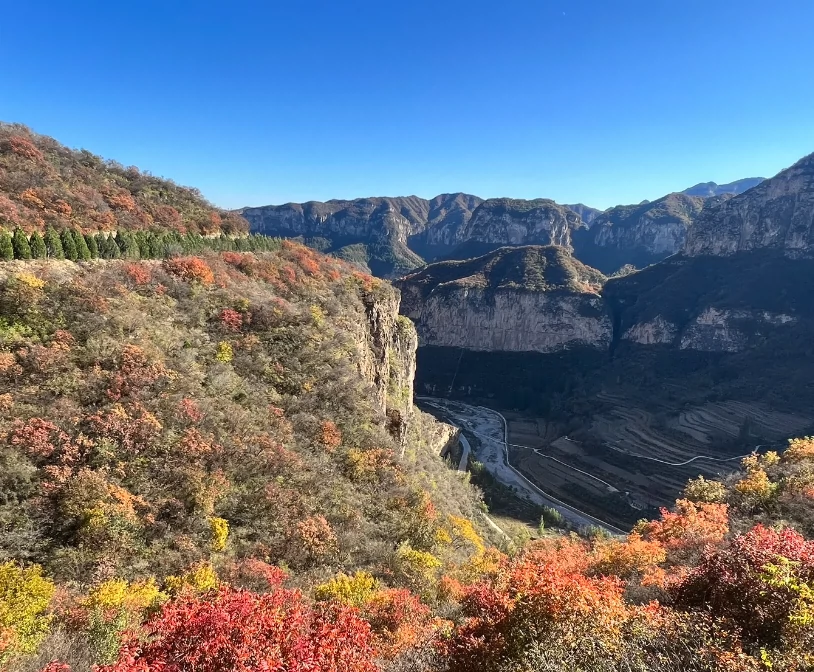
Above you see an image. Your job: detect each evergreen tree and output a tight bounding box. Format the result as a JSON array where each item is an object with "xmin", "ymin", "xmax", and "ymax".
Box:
[
  {"xmin": 118, "ymin": 231, "xmax": 139, "ymax": 259},
  {"xmin": 85, "ymin": 233, "xmax": 99, "ymax": 259},
  {"xmin": 12, "ymin": 228, "xmax": 32, "ymax": 260},
  {"xmin": 29, "ymin": 231, "xmax": 47, "ymax": 259},
  {"xmin": 136, "ymin": 232, "xmax": 151, "ymax": 259},
  {"xmin": 74, "ymin": 230, "xmax": 92, "ymax": 260},
  {"xmin": 44, "ymin": 226, "xmax": 64, "ymax": 259},
  {"xmin": 60, "ymin": 228, "xmax": 78, "ymax": 261},
  {"xmin": 94, "ymin": 233, "xmax": 106, "ymax": 258},
  {"xmin": 0, "ymin": 230, "xmax": 14, "ymax": 261},
  {"xmin": 109, "ymin": 233, "xmax": 123, "ymax": 259},
  {"xmin": 100, "ymin": 234, "xmax": 121, "ymax": 259},
  {"xmin": 148, "ymin": 232, "xmax": 164, "ymax": 258}
]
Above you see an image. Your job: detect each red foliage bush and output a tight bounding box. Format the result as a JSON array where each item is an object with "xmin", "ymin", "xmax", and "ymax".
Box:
[
  {"xmin": 363, "ymin": 588, "xmax": 435, "ymax": 659},
  {"xmin": 163, "ymin": 256, "xmax": 215, "ymax": 285},
  {"xmin": 219, "ymin": 308, "xmax": 243, "ymax": 331},
  {"xmin": 98, "ymin": 587, "xmax": 378, "ymax": 672},
  {"xmin": 445, "ymin": 540, "xmax": 629, "ymax": 672},
  {"xmin": 319, "ymin": 420, "xmax": 342, "ymax": 452},
  {"xmin": 639, "ymin": 499, "xmax": 729, "ymax": 552},
  {"xmin": 9, "ymin": 417, "xmax": 66, "ymax": 460},
  {"xmin": 222, "ymin": 559, "xmax": 289, "ymax": 591},
  {"xmin": 672, "ymin": 524, "xmax": 814, "ymax": 647},
  {"xmin": 124, "ymin": 263, "xmax": 152, "ymax": 286},
  {"xmin": 86, "ymin": 403, "xmax": 162, "ymax": 455},
  {"xmin": 6, "ymin": 135, "xmax": 44, "ymax": 161},
  {"xmin": 106, "ymin": 344, "xmax": 170, "ymax": 401},
  {"xmin": 176, "ymin": 397, "xmax": 204, "ymax": 424},
  {"xmin": 39, "ymin": 662, "xmax": 71, "ymax": 672}
]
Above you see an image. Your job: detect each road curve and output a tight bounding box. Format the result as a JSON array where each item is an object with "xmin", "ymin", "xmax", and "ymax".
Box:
[{"xmin": 417, "ymin": 397, "xmax": 624, "ymax": 535}]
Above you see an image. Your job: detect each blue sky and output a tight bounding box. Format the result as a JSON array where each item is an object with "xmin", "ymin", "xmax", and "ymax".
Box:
[{"xmin": 2, "ymin": 0, "xmax": 813, "ymax": 210}]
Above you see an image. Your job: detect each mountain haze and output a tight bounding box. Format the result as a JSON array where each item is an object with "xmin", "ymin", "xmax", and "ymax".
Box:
[{"xmin": 682, "ymin": 177, "xmax": 765, "ymax": 197}]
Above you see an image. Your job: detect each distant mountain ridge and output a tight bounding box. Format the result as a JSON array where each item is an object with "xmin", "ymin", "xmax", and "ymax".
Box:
[
  {"xmin": 571, "ymin": 192, "xmax": 735, "ymax": 273},
  {"xmin": 240, "ymin": 174, "xmax": 772, "ymax": 277},
  {"xmin": 682, "ymin": 177, "xmax": 765, "ymax": 197}
]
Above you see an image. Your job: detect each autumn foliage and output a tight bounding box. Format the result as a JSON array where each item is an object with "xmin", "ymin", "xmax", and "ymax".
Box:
[
  {"xmin": 163, "ymin": 256, "xmax": 215, "ymax": 284},
  {"xmin": 0, "ymin": 123, "xmax": 248, "ymax": 237},
  {"xmin": 98, "ymin": 587, "xmax": 377, "ymax": 672},
  {"xmin": 2, "ymin": 248, "xmax": 814, "ymax": 670}
]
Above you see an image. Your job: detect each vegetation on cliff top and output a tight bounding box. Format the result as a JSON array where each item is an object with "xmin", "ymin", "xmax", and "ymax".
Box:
[
  {"xmin": 399, "ymin": 245, "xmax": 606, "ymax": 297},
  {"xmin": 0, "ymin": 244, "xmax": 492, "ymax": 668},
  {"xmin": 0, "ymin": 123, "xmax": 248, "ymax": 237}
]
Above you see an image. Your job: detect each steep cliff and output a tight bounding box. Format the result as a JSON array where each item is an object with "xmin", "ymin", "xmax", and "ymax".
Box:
[
  {"xmin": 605, "ymin": 251, "xmax": 812, "ymax": 354},
  {"xmin": 684, "ymin": 153, "xmax": 814, "ymax": 257},
  {"xmin": 355, "ymin": 284, "xmax": 417, "ymax": 418},
  {"xmin": 397, "ymin": 246, "xmax": 610, "ymax": 353},
  {"xmin": 572, "ymin": 193, "xmax": 723, "ymax": 273},
  {"xmin": 239, "ymin": 193, "xmax": 481, "ymax": 277},
  {"xmin": 451, "ymin": 198, "xmax": 584, "ymax": 253},
  {"xmin": 408, "ymin": 193, "xmax": 484, "ymax": 259},
  {"xmin": 565, "ymin": 203, "xmax": 603, "ymax": 224}
]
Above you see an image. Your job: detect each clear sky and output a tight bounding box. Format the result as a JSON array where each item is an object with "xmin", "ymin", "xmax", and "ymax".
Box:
[{"xmin": 2, "ymin": 0, "xmax": 813, "ymax": 210}]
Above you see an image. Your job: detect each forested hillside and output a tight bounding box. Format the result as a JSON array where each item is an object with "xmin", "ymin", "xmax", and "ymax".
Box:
[
  {"xmin": 0, "ymin": 123, "xmax": 248, "ymax": 240},
  {"xmin": 0, "ymin": 245, "xmax": 492, "ymax": 670}
]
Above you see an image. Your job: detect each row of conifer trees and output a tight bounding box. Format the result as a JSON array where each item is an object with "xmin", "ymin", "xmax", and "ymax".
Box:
[{"xmin": 0, "ymin": 226, "xmax": 281, "ymax": 261}]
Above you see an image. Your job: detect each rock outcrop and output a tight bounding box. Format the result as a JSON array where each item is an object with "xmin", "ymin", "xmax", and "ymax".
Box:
[
  {"xmin": 239, "ymin": 194, "xmax": 481, "ymax": 276},
  {"xmin": 356, "ymin": 286, "xmax": 416, "ymax": 415},
  {"xmin": 684, "ymin": 153, "xmax": 814, "ymax": 257},
  {"xmin": 396, "ymin": 246, "xmax": 609, "ymax": 353},
  {"xmin": 565, "ymin": 203, "xmax": 603, "ymax": 224},
  {"xmin": 572, "ymin": 193, "xmax": 725, "ymax": 273},
  {"xmin": 456, "ymin": 199, "xmax": 583, "ymax": 251}
]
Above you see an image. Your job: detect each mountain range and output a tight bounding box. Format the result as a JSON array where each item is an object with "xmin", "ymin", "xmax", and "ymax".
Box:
[
  {"xmin": 2, "ymin": 121, "xmax": 814, "ymax": 671},
  {"xmin": 239, "ymin": 177, "xmax": 767, "ymax": 277}
]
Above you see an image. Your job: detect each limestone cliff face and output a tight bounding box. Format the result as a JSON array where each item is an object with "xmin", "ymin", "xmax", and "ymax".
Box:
[
  {"xmin": 241, "ymin": 197, "xmax": 430, "ymax": 244},
  {"xmin": 622, "ymin": 308, "xmax": 797, "ymax": 353},
  {"xmin": 458, "ymin": 199, "xmax": 582, "ymax": 250},
  {"xmin": 356, "ymin": 287, "xmax": 415, "ymax": 416},
  {"xmin": 572, "ymin": 193, "xmax": 724, "ymax": 273},
  {"xmin": 402, "ymin": 286, "xmax": 611, "ymax": 353},
  {"xmin": 622, "ymin": 316, "xmax": 677, "ymax": 345},
  {"xmin": 685, "ymin": 153, "xmax": 814, "ymax": 257},
  {"xmin": 397, "ymin": 245, "xmax": 609, "ymax": 354}
]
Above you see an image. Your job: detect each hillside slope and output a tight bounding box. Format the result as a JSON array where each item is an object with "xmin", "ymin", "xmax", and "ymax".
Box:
[
  {"xmin": 0, "ymin": 123, "xmax": 248, "ymax": 236},
  {"xmin": 0, "ymin": 246, "xmax": 485, "ymax": 591}
]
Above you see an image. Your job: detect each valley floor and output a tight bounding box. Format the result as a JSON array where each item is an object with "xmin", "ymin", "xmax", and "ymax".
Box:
[
  {"xmin": 417, "ymin": 396, "xmax": 624, "ymax": 534},
  {"xmin": 418, "ymin": 391, "xmax": 811, "ymax": 530}
]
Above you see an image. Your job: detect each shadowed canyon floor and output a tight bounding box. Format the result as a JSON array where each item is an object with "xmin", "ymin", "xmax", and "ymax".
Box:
[{"xmin": 419, "ymin": 382, "xmax": 813, "ymax": 530}]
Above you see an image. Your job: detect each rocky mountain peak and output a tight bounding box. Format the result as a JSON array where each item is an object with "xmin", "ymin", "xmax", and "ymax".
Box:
[{"xmin": 684, "ymin": 152, "xmax": 814, "ymax": 257}]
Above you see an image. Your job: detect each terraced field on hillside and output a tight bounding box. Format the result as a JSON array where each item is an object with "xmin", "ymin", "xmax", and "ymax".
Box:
[{"xmin": 505, "ymin": 392, "xmax": 812, "ymax": 528}]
